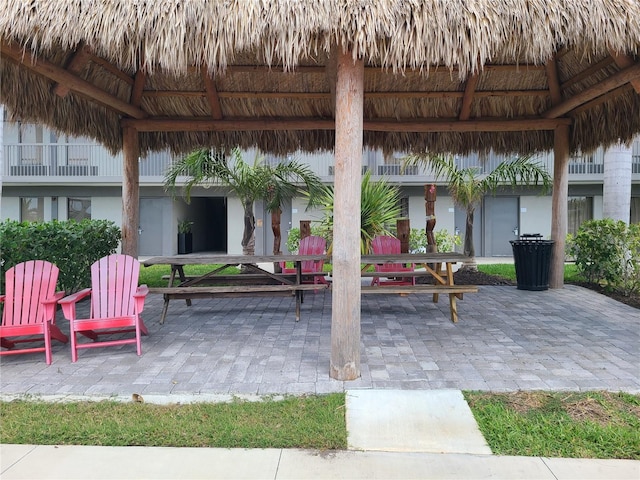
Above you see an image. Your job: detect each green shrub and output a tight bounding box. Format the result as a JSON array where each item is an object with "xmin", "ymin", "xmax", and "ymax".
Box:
[
  {"xmin": 285, "ymin": 226, "xmax": 330, "ymax": 254},
  {"xmin": 567, "ymin": 219, "xmax": 640, "ymax": 296},
  {"xmin": 408, "ymin": 228, "xmax": 461, "ymax": 253},
  {"xmin": 0, "ymin": 220, "xmax": 121, "ymax": 294}
]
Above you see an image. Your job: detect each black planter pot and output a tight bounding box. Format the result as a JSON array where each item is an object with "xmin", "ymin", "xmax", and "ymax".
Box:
[{"xmin": 177, "ymin": 233, "xmax": 193, "ymax": 254}]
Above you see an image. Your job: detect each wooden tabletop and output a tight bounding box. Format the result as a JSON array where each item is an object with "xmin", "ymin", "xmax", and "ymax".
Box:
[
  {"xmin": 142, "ymin": 254, "xmax": 328, "ymax": 267},
  {"xmin": 143, "ymin": 252, "xmax": 470, "ymax": 267}
]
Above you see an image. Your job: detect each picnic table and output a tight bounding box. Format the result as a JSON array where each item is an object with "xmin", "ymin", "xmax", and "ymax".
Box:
[
  {"xmin": 359, "ymin": 252, "xmax": 478, "ymax": 323},
  {"xmin": 142, "ymin": 254, "xmax": 329, "ymax": 324},
  {"xmin": 143, "ymin": 252, "xmax": 476, "ymax": 325}
]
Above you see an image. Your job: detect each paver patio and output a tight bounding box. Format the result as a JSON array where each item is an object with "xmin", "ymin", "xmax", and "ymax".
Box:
[{"xmin": 1, "ymin": 285, "xmax": 638, "ymax": 399}]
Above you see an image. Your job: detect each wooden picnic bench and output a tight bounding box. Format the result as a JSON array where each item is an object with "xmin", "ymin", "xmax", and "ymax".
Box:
[{"xmin": 143, "ymin": 254, "xmax": 329, "ymax": 324}]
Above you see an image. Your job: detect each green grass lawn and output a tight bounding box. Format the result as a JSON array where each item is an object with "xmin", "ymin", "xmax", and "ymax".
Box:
[
  {"xmin": 1, "ymin": 391, "xmax": 638, "ymax": 458},
  {"xmin": 0, "ymin": 394, "xmax": 347, "ymax": 449}
]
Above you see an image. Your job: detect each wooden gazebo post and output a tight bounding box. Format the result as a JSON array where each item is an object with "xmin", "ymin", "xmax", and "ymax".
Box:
[
  {"xmin": 550, "ymin": 124, "xmax": 570, "ymax": 288},
  {"xmin": 330, "ymin": 49, "xmax": 364, "ymax": 381},
  {"xmin": 121, "ymin": 126, "xmax": 140, "ymax": 258}
]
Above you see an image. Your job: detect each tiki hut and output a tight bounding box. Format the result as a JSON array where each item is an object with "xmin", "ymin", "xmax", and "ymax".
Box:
[{"xmin": 1, "ymin": 0, "xmax": 639, "ymax": 380}]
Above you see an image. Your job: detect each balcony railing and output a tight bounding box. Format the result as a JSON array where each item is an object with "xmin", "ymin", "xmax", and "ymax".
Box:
[{"xmin": 3, "ymin": 143, "xmax": 640, "ymax": 183}]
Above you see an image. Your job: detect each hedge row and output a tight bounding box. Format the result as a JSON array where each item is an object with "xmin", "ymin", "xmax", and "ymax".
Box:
[{"xmin": 1, "ymin": 220, "xmax": 121, "ymax": 294}]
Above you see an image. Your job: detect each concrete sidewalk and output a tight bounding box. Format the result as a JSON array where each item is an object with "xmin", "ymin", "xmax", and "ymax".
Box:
[{"xmin": 2, "ymin": 443, "xmax": 639, "ymax": 479}]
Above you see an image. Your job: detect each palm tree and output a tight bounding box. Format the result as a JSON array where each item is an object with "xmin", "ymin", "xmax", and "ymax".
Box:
[
  {"xmin": 164, "ymin": 147, "xmax": 323, "ymax": 258},
  {"xmin": 404, "ymin": 153, "xmax": 552, "ymax": 268},
  {"xmin": 261, "ymin": 158, "xmax": 325, "ymax": 258},
  {"xmin": 318, "ymin": 170, "xmax": 401, "ymax": 254}
]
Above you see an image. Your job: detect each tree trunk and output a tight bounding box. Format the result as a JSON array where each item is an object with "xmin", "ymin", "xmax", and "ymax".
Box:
[
  {"xmin": 241, "ymin": 200, "xmax": 256, "ymax": 258},
  {"xmin": 462, "ymin": 207, "xmax": 477, "ymax": 270},
  {"xmin": 272, "ymin": 208, "xmax": 282, "ymax": 273}
]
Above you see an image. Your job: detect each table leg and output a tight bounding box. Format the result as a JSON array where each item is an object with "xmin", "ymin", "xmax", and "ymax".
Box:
[
  {"xmin": 174, "ymin": 265, "xmax": 192, "ymax": 307},
  {"xmin": 160, "ymin": 294, "xmax": 170, "ymax": 325},
  {"xmin": 295, "ymin": 261, "xmax": 303, "ymax": 321}
]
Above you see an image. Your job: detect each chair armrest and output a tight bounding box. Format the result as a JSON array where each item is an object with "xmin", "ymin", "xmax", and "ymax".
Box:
[
  {"xmin": 41, "ymin": 291, "xmax": 66, "ymax": 322},
  {"xmin": 58, "ymin": 288, "xmax": 92, "ymax": 320},
  {"xmin": 133, "ymin": 285, "xmax": 149, "ymax": 313}
]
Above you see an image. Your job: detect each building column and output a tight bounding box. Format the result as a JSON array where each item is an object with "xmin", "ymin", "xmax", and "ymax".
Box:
[
  {"xmin": 330, "ymin": 49, "xmax": 364, "ymax": 381},
  {"xmin": 603, "ymin": 142, "xmax": 633, "ymax": 223},
  {"xmin": 122, "ymin": 126, "xmax": 140, "ymax": 257}
]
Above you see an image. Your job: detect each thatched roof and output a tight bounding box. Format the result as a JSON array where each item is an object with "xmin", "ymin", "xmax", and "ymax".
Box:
[{"xmin": 1, "ymin": 0, "xmax": 639, "ymax": 156}]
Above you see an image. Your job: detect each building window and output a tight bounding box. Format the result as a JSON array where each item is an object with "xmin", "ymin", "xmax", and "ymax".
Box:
[
  {"xmin": 631, "ymin": 197, "xmax": 640, "ymax": 224},
  {"xmin": 68, "ymin": 197, "xmax": 92, "ymax": 221},
  {"xmin": 568, "ymin": 196, "xmax": 593, "ymax": 235},
  {"xmin": 20, "ymin": 197, "xmax": 44, "ymax": 222}
]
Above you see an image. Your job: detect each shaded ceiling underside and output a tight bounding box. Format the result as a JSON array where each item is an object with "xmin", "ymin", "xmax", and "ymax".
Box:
[{"xmin": 1, "ymin": 0, "xmax": 639, "ymax": 157}]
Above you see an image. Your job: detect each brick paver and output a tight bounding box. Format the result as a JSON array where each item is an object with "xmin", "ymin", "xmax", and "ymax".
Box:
[{"xmin": 1, "ymin": 285, "xmax": 638, "ymax": 398}]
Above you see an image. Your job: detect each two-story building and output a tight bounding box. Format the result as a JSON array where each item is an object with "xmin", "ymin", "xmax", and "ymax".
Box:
[{"xmin": 2, "ymin": 116, "xmax": 639, "ymax": 257}]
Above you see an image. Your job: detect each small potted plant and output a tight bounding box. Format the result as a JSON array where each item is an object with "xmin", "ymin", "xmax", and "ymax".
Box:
[{"xmin": 177, "ymin": 219, "xmax": 194, "ymax": 254}]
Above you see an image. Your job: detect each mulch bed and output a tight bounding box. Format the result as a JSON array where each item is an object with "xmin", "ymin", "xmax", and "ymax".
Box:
[{"xmin": 441, "ymin": 269, "xmax": 639, "ymax": 310}]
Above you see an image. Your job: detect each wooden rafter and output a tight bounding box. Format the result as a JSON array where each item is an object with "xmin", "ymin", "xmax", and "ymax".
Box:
[
  {"xmin": 88, "ymin": 54, "xmax": 135, "ymax": 85},
  {"xmin": 53, "ymin": 44, "xmax": 92, "ymax": 97},
  {"xmin": 140, "ymin": 89, "xmax": 548, "ymax": 100},
  {"xmin": 570, "ymin": 84, "xmax": 634, "ymax": 117},
  {"xmin": 544, "ymin": 62, "xmax": 640, "ymax": 119},
  {"xmin": 459, "ymin": 73, "xmax": 479, "ymax": 120},
  {"xmin": 544, "ymin": 55, "xmax": 563, "ymax": 105},
  {"xmin": 189, "ymin": 63, "xmax": 546, "ymax": 76},
  {"xmin": 122, "ymin": 116, "xmax": 571, "ymax": 133},
  {"xmin": 609, "ymin": 51, "xmax": 640, "ymax": 93},
  {"xmin": 201, "ymin": 69, "xmax": 223, "ymax": 119},
  {"xmin": 130, "ymin": 70, "xmax": 146, "ymax": 106},
  {"xmin": 561, "ymin": 57, "xmax": 614, "ymax": 90},
  {"xmin": 1, "ymin": 42, "xmax": 147, "ymax": 119}
]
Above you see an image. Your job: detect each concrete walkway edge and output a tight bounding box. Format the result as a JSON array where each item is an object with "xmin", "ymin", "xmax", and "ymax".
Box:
[{"xmin": 2, "ymin": 444, "xmax": 639, "ymax": 479}]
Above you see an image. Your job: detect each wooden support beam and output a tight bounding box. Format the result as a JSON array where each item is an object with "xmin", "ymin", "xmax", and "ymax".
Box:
[
  {"xmin": 545, "ymin": 55, "xmax": 563, "ymax": 105},
  {"xmin": 53, "ymin": 44, "xmax": 92, "ymax": 97},
  {"xmin": 192, "ymin": 63, "xmax": 545, "ymax": 75},
  {"xmin": 570, "ymin": 84, "xmax": 634, "ymax": 117},
  {"xmin": 550, "ymin": 125, "xmax": 570, "ymax": 289},
  {"xmin": 201, "ymin": 69, "xmax": 223, "ymax": 119},
  {"xmin": 544, "ymin": 62, "xmax": 640, "ymax": 119},
  {"xmin": 330, "ymin": 50, "xmax": 363, "ymax": 382},
  {"xmin": 141, "ymin": 89, "xmax": 548, "ymax": 100},
  {"xmin": 459, "ymin": 73, "xmax": 478, "ymax": 120},
  {"xmin": 560, "ymin": 57, "xmax": 614, "ymax": 90},
  {"xmin": 89, "ymin": 54, "xmax": 135, "ymax": 85},
  {"xmin": 122, "ymin": 116, "xmax": 570, "ymax": 133},
  {"xmin": 609, "ymin": 51, "xmax": 640, "ymax": 94},
  {"xmin": 130, "ymin": 70, "xmax": 146, "ymax": 106},
  {"xmin": 121, "ymin": 127, "xmax": 140, "ymax": 258},
  {"xmin": 1, "ymin": 42, "xmax": 147, "ymax": 119}
]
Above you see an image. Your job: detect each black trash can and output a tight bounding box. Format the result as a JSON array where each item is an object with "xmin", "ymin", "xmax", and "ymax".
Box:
[{"xmin": 509, "ymin": 234, "xmax": 554, "ymax": 291}]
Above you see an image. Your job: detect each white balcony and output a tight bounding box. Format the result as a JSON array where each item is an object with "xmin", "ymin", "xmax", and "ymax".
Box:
[{"xmin": 3, "ymin": 142, "xmax": 640, "ymax": 185}]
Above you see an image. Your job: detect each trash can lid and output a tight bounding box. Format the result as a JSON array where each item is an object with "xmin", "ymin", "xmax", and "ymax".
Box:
[{"xmin": 520, "ymin": 233, "xmax": 543, "ymax": 239}]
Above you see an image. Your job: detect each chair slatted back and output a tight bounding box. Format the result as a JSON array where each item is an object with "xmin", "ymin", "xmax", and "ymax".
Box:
[
  {"xmin": 371, "ymin": 235, "xmax": 404, "ymax": 272},
  {"xmin": 298, "ymin": 236, "xmax": 326, "ymax": 271},
  {"xmin": 2, "ymin": 260, "xmax": 59, "ymax": 327},
  {"xmin": 90, "ymin": 254, "xmax": 140, "ymax": 319}
]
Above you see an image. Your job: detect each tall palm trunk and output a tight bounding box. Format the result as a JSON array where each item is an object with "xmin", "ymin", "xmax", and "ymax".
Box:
[
  {"xmin": 271, "ymin": 208, "xmax": 282, "ymax": 273},
  {"xmin": 462, "ymin": 206, "xmax": 478, "ymax": 270},
  {"xmin": 241, "ymin": 200, "xmax": 256, "ymax": 256}
]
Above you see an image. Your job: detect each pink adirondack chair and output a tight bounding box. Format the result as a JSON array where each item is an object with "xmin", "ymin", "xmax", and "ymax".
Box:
[
  {"xmin": 0, "ymin": 260, "xmax": 68, "ymax": 364},
  {"xmin": 370, "ymin": 235, "xmax": 415, "ymax": 286},
  {"xmin": 58, "ymin": 254, "xmax": 149, "ymax": 362},
  {"xmin": 280, "ymin": 235, "xmax": 328, "ymax": 286}
]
